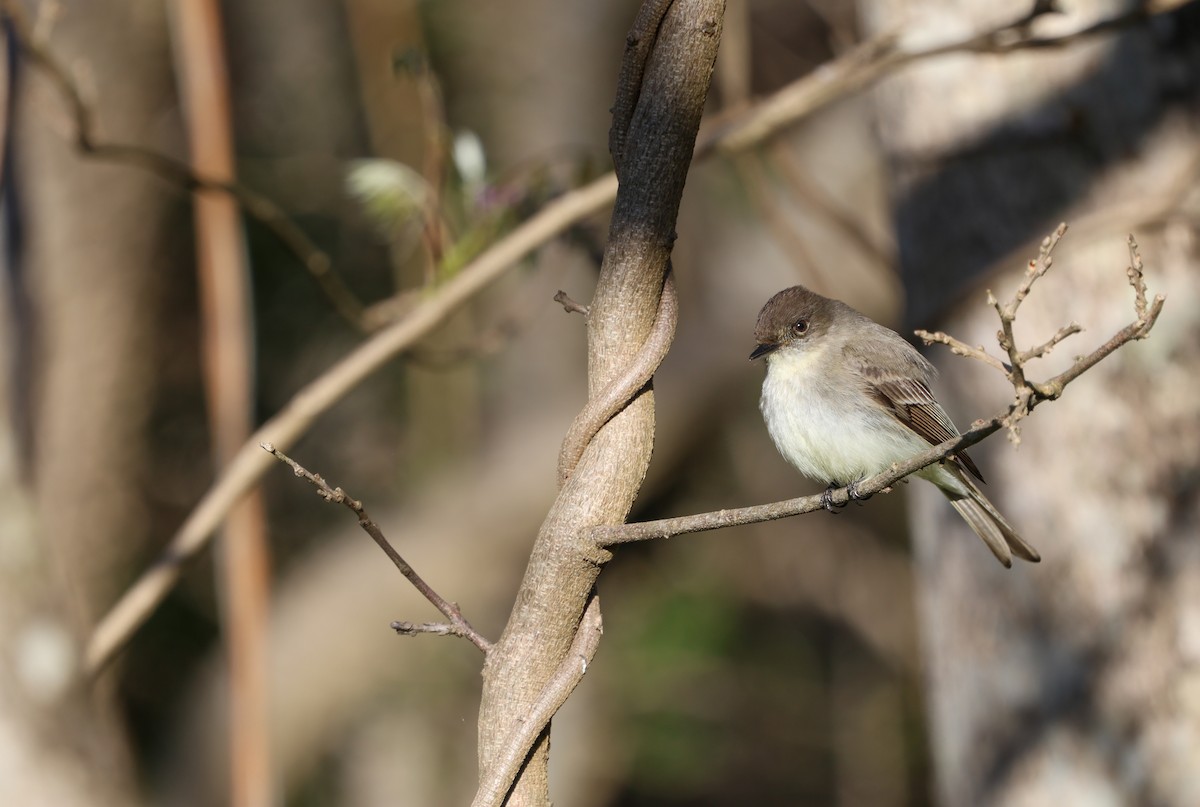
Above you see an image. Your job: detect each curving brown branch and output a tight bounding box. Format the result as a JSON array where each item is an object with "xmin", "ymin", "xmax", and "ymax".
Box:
[
  {"xmin": 595, "ymin": 224, "xmax": 1165, "ymax": 547},
  {"xmin": 556, "ymin": 269, "xmax": 678, "ymax": 485}
]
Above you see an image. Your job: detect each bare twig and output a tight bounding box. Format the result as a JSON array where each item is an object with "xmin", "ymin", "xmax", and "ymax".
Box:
[
  {"xmin": 1019, "ymin": 322, "xmax": 1083, "ymax": 363},
  {"xmin": 261, "ymin": 443, "xmax": 491, "ymax": 654},
  {"xmin": 390, "ymin": 620, "xmax": 475, "ymax": 639},
  {"xmin": 1030, "ymin": 235, "xmax": 1164, "ymax": 401},
  {"xmin": 471, "ymin": 595, "xmax": 603, "ymax": 807},
  {"xmin": 914, "ymin": 329, "xmax": 1009, "ymax": 374},
  {"xmin": 1127, "ymin": 233, "xmax": 1151, "ymax": 323},
  {"xmin": 556, "ymin": 270, "xmax": 678, "ymax": 485},
  {"xmin": 553, "ymin": 290, "xmax": 590, "ymax": 317},
  {"xmin": 698, "ymin": 0, "xmax": 1169, "ymax": 157},
  {"xmin": 597, "ymin": 224, "xmax": 1165, "ymax": 546},
  {"xmin": 987, "ymin": 221, "xmax": 1069, "ymax": 438}
]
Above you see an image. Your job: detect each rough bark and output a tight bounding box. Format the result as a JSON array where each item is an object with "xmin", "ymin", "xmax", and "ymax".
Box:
[
  {"xmin": 475, "ymin": 2, "xmax": 724, "ymax": 804},
  {"xmin": 861, "ymin": 0, "xmax": 1200, "ymax": 804}
]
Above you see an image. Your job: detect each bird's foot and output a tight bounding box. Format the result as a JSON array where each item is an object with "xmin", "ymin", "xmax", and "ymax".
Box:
[
  {"xmin": 821, "ymin": 484, "xmax": 846, "ymax": 513},
  {"xmin": 847, "ymin": 479, "xmax": 871, "ymax": 503}
]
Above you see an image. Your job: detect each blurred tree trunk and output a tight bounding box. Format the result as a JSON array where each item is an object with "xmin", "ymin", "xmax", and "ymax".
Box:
[
  {"xmin": 860, "ymin": 0, "xmax": 1200, "ymax": 804},
  {"xmin": 2, "ymin": 0, "xmax": 185, "ymax": 802}
]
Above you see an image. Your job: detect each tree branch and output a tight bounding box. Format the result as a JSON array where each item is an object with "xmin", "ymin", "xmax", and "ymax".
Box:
[
  {"xmin": 914, "ymin": 329, "xmax": 1010, "ymax": 374},
  {"xmin": 596, "ymin": 223, "xmax": 1165, "ymax": 547},
  {"xmin": 261, "ymin": 443, "xmax": 491, "ymax": 654}
]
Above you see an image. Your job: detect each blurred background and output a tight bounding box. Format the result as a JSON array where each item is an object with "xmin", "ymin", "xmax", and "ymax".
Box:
[{"xmin": 2, "ymin": 0, "xmax": 1199, "ymax": 805}]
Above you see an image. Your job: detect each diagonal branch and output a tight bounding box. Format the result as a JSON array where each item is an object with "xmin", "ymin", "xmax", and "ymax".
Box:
[
  {"xmin": 915, "ymin": 329, "xmax": 1009, "ymax": 373},
  {"xmin": 261, "ymin": 443, "xmax": 491, "ymax": 654}
]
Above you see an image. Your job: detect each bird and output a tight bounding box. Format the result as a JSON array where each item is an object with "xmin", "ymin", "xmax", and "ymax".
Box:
[{"xmin": 750, "ymin": 285, "xmax": 1040, "ymax": 567}]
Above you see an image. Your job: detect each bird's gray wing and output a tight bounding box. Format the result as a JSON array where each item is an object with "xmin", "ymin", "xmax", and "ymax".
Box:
[{"xmin": 844, "ymin": 340, "xmax": 985, "ymax": 482}]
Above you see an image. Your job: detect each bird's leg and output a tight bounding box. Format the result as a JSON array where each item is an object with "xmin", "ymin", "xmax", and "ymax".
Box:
[
  {"xmin": 821, "ymin": 484, "xmax": 846, "ymax": 513},
  {"xmin": 847, "ymin": 479, "xmax": 871, "ymax": 502}
]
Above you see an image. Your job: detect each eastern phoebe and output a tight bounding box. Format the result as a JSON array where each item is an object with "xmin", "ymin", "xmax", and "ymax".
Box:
[{"xmin": 750, "ymin": 286, "xmax": 1040, "ymax": 567}]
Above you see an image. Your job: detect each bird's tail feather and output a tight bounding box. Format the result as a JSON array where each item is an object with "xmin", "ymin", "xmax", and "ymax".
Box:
[{"xmin": 939, "ymin": 470, "xmax": 1040, "ymax": 567}]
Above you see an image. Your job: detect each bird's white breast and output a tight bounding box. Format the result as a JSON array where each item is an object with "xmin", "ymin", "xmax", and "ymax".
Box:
[{"xmin": 759, "ymin": 345, "xmax": 928, "ymax": 485}]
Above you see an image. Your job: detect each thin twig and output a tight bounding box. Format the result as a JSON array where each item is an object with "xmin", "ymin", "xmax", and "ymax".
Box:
[
  {"xmin": 261, "ymin": 443, "xmax": 491, "ymax": 654},
  {"xmin": 553, "ymin": 290, "xmax": 590, "ymax": 317},
  {"xmin": 1031, "ymin": 235, "xmax": 1164, "ymax": 400},
  {"xmin": 1019, "ymin": 322, "xmax": 1083, "ymax": 363},
  {"xmin": 698, "ymin": 0, "xmax": 1169, "ymax": 157},
  {"xmin": 390, "ymin": 620, "xmax": 473, "ymax": 639},
  {"xmin": 594, "ymin": 421, "xmax": 1005, "ymax": 546},
  {"xmin": 597, "ymin": 224, "xmax": 1165, "ymax": 546},
  {"xmin": 470, "ymin": 595, "xmax": 603, "ymax": 807},
  {"xmin": 914, "ymin": 329, "xmax": 1009, "ymax": 373},
  {"xmin": 987, "ymin": 221, "xmax": 1069, "ymax": 437},
  {"xmin": 1127, "ymin": 233, "xmax": 1151, "ymax": 324}
]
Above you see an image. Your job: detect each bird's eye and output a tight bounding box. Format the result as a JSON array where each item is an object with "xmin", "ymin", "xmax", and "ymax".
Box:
[{"xmin": 791, "ymin": 319, "xmax": 809, "ymax": 336}]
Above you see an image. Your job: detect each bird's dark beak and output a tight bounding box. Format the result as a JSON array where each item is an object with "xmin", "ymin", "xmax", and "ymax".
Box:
[{"xmin": 749, "ymin": 342, "xmax": 777, "ymax": 361}]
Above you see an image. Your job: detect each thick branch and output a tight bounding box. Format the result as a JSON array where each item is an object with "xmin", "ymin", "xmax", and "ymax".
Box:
[{"xmin": 471, "ymin": 597, "xmax": 603, "ymax": 807}]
